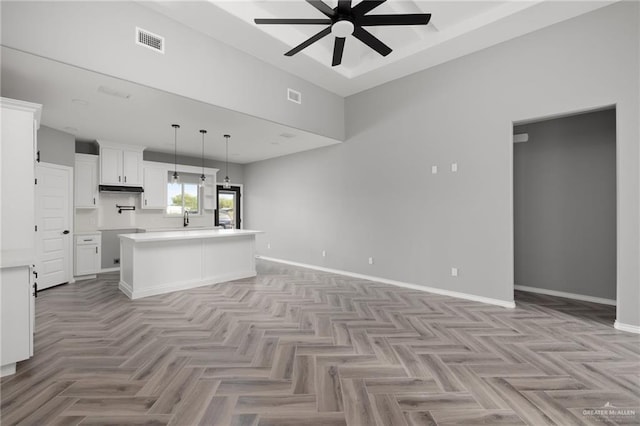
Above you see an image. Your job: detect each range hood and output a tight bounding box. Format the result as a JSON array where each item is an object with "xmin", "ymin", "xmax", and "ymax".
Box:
[{"xmin": 99, "ymin": 185, "xmax": 144, "ymax": 193}]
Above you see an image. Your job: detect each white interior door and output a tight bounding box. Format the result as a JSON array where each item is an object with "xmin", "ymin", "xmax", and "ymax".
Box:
[{"xmin": 36, "ymin": 163, "xmax": 72, "ymax": 290}]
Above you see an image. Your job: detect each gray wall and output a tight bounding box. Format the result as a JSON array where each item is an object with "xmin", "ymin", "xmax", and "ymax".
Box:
[
  {"xmin": 75, "ymin": 140, "xmax": 98, "ymax": 155},
  {"xmin": 244, "ymin": 2, "xmax": 639, "ymax": 326},
  {"xmin": 144, "ymin": 151, "xmax": 244, "ymax": 185},
  {"xmin": 37, "ymin": 126, "xmax": 75, "ymax": 167},
  {"xmin": 101, "ymin": 229, "xmax": 137, "ymax": 269},
  {"xmin": 1, "ymin": 1, "xmax": 344, "ymax": 140},
  {"xmin": 514, "ymin": 110, "xmax": 616, "ymax": 300}
]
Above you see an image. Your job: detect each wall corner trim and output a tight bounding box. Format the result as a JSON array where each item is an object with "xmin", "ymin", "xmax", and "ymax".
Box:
[
  {"xmin": 514, "ymin": 285, "xmax": 617, "ymax": 306},
  {"xmin": 257, "ymin": 256, "xmax": 516, "ymax": 309},
  {"xmin": 614, "ymin": 321, "xmax": 640, "ymax": 334}
]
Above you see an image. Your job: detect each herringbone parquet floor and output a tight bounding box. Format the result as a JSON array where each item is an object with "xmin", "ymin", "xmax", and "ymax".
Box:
[{"xmin": 1, "ymin": 260, "xmax": 639, "ymax": 425}]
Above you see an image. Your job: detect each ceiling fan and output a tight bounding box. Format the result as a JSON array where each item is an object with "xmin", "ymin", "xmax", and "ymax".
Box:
[{"xmin": 254, "ymin": 0, "xmax": 431, "ymax": 67}]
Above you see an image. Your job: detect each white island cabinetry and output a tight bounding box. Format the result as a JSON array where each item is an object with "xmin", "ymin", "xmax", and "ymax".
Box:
[{"xmin": 118, "ymin": 229, "xmax": 263, "ymax": 299}]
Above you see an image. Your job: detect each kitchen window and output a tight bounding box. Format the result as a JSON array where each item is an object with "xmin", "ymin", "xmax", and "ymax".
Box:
[{"xmin": 166, "ymin": 172, "xmax": 201, "ymax": 215}]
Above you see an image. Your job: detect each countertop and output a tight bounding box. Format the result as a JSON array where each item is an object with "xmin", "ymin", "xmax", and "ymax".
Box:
[
  {"xmin": 75, "ymin": 231, "xmax": 102, "ymax": 236},
  {"xmin": 138, "ymin": 226, "xmax": 219, "ymax": 233},
  {"xmin": 119, "ymin": 229, "xmax": 263, "ymax": 243}
]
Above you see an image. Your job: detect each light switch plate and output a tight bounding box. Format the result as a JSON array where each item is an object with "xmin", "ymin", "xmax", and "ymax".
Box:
[
  {"xmin": 451, "ymin": 163, "xmax": 458, "ymax": 172},
  {"xmin": 431, "ymin": 165, "xmax": 438, "ymax": 174},
  {"xmin": 451, "ymin": 267, "xmax": 458, "ymax": 277}
]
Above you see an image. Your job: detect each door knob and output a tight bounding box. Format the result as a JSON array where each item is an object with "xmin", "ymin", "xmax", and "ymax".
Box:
[{"xmin": 62, "ymin": 230, "xmax": 70, "ymax": 234}]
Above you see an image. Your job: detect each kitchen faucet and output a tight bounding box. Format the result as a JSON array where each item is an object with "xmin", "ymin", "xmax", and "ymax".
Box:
[{"xmin": 183, "ymin": 210, "xmax": 189, "ymax": 227}]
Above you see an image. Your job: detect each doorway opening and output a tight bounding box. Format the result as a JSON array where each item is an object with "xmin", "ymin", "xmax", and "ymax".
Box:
[
  {"xmin": 216, "ymin": 185, "xmax": 242, "ymax": 229},
  {"xmin": 512, "ymin": 107, "xmax": 617, "ymax": 322}
]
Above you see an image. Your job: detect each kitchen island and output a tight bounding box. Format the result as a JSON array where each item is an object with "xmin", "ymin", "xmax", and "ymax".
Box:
[{"xmin": 118, "ymin": 229, "xmax": 262, "ymax": 299}]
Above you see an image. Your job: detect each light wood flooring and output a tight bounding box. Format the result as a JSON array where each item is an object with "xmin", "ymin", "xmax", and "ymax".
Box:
[{"xmin": 1, "ymin": 260, "xmax": 639, "ymax": 425}]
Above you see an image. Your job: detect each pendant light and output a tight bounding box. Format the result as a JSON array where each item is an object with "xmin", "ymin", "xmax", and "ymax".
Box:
[
  {"xmin": 199, "ymin": 129, "xmax": 207, "ymax": 188},
  {"xmin": 223, "ymin": 134, "xmax": 231, "ymax": 189},
  {"xmin": 171, "ymin": 124, "xmax": 180, "ymax": 183}
]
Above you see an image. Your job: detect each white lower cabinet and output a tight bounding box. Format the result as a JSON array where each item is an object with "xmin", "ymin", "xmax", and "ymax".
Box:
[
  {"xmin": 0, "ymin": 266, "xmax": 35, "ymax": 377},
  {"xmin": 75, "ymin": 233, "xmax": 101, "ymax": 277}
]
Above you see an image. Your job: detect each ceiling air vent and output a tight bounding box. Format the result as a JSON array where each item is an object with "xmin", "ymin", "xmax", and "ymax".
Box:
[
  {"xmin": 136, "ymin": 27, "xmax": 164, "ymax": 54},
  {"xmin": 287, "ymin": 88, "xmax": 301, "ymax": 105},
  {"xmin": 513, "ymin": 133, "xmax": 529, "ymax": 143}
]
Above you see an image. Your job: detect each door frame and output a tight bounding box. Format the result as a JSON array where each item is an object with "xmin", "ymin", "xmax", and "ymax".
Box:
[
  {"xmin": 35, "ymin": 162, "xmax": 74, "ymax": 286},
  {"xmin": 215, "ymin": 183, "xmax": 243, "ymax": 229},
  {"xmin": 509, "ymin": 103, "xmax": 618, "ymax": 322}
]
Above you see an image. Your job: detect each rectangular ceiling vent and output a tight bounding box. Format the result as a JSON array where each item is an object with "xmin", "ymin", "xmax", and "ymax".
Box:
[
  {"xmin": 287, "ymin": 88, "xmax": 302, "ymax": 104},
  {"xmin": 513, "ymin": 133, "xmax": 529, "ymax": 143},
  {"xmin": 136, "ymin": 27, "xmax": 164, "ymax": 54}
]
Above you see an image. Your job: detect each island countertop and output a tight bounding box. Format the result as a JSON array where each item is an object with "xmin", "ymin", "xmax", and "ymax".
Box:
[{"xmin": 118, "ymin": 229, "xmax": 263, "ymax": 243}]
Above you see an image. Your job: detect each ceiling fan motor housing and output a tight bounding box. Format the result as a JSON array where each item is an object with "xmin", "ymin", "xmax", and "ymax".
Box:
[{"xmin": 331, "ymin": 20, "xmax": 355, "ymax": 37}]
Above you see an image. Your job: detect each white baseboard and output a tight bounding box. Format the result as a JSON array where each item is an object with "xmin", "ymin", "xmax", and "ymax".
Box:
[
  {"xmin": 119, "ymin": 270, "xmax": 257, "ymax": 300},
  {"xmin": 74, "ymin": 274, "xmax": 97, "ymax": 281},
  {"xmin": 0, "ymin": 363, "xmax": 16, "ymax": 377},
  {"xmin": 257, "ymin": 256, "xmax": 516, "ymax": 309},
  {"xmin": 100, "ymin": 267, "xmax": 120, "ymax": 273},
  {"xmin": 514, "ymin": 285, "xmax": 616, "ymax": 306},
  {"xmin": 614, "ymin": 321, "xmax": 640, "ymax": 334}
]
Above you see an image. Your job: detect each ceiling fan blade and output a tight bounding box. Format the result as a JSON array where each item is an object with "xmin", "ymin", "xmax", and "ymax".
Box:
[
  {"xmin": 359, "ymin": 14, "xmax": 431, "ymax": 26},
  {"xmin": 254, "ymin": 18, "xmax": 332, "ymax": 25},
  {"xmin": 285, "ymin": 27, "xmax": 332, "ymax": 56},
  {"xmin": 332, "ymin": 37, "xmax": 346, "ymax": 66},
  {"xmin": 352, "ymin": 0, "xmax": 386, "ymax": 16},
  {"xmin": 305, "ymin": 0, "xmax": 336, "ymax": 18},
  {"xmin": 337, "ymin": 0, "xmax": 351, "ymax": 15},
  {"xmin": 353, "ymin": 27, "xmax": 392, "ymax": 56}
]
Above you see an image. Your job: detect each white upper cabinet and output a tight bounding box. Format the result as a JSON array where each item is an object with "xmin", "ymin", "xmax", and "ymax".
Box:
[
  {"xmin": 98, "ymin": 142, "xmax": 144, "ymax": 186},
  {"xmin": 122, "ymin": 150, "xmax": 143, "ymax": 185},
  {"xmin": 203, "ymin": 175, "xmax": 217, "ymax": 211},
  {"xmin": 0, "ymin": 98, "xmax": 41, "ymax": 268},
  {"xmin": 100, "ymin": 147, "xmax": 122, "ymax": 185},
  {"xmin": 74, "ymin": 154, "xmax": 99, "ymax": 208},
  {"xmin": 142, "ymin": 164, "xmax": 166, "ymax": 209}
]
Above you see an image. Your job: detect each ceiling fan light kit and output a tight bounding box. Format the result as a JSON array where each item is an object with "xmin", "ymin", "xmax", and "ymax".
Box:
[{"xmin": 254, "ymin": 0, "xmax": 431, "ymax": 66}]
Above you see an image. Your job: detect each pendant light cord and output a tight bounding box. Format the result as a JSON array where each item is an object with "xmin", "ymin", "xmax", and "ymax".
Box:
[{"xmin": 225, "ymin": 135, "xmax": 229, "ymax": 179}]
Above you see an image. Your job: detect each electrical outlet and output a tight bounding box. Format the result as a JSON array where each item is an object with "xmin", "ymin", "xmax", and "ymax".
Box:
[
  {"xmin": 368, "ymin": 257, "xmax": 374, "ymax": 265},
  {"xmin": 322, "ymin": 250, "xmax": 326, "ymax": 257},
  {"xmin": 451, "ymin": 267, "xmax": 458, "ymax": 277},
  {"xmin": 451, "ymin": 163, "xmax": 458, "ymax": 172},
  {"xmin": 267, "ymin": 243, "xmax": 271, "ymax": 249},
  {"xmin": 431, "ymin": 165, "xmax": 438, "ymax": 174}
]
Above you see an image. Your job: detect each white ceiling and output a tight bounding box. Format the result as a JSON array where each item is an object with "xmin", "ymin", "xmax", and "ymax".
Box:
[
  {"xmin": 0, "ymin": 47, "xmax": 339, "ymax": 164},
  {"xmin": 143, "ymin": 0, "xmax": 615, "ymax": 96}
]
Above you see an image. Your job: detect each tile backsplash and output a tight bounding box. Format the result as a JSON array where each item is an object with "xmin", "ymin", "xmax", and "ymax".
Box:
[{"xmin": 74, "ymin": 192, "xmax": 214, "ymax": 232}]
